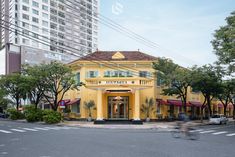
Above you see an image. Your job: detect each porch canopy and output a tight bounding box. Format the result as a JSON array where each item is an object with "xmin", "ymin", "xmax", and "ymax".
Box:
[
  {"xmin": 189, "ymin": 101, "xmax": 203, "ymax": 107},
  {"xmin": 66, "ymin": 98, "xmax": 80, "ymax": 105},
  {"xmin": 167, "ymin": 99, "xmax": 191, "ymax": 106}
]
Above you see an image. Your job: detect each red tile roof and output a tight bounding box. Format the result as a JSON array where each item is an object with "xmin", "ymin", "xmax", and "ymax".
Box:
[{"xmin": 70, "ymin": 51, "xmax": 158, "ymax": 63}]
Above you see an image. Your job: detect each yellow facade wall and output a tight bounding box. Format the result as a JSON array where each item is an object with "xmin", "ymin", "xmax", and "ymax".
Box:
[{"xmin": 64, "ymin": 58, "xmax": 233, "ymax": 120}]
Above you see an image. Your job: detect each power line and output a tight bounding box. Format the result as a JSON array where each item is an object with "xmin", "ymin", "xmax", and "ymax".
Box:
[
  {"xmin": 1, "ymin": 13, "xmax": 148, "ymax": 75},
  {"xmin": 1, "ymin": 19, "xmax": 156, "ymax": 80},
  {"xmin": 64, "ymin": 0, "xmax": 159, "ymax": 50},
  {"xmin": 64, "ymin": 0, "xmax": 198, "ymax": 65}
]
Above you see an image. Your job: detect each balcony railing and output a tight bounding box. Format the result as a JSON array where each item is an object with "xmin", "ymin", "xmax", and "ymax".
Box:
[{"xmin": 85, "ymin": 77, "xmax": 154, "ymax": 87}]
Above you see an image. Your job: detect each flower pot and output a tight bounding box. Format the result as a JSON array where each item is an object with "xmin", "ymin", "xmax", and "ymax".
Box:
[
  {"xmin": 146, "ymin": 117, "xmax": 150, "ymax": 122},
  {"xmin": 87, "ymin": 117, "xmax": 92, "ymax": 122}
]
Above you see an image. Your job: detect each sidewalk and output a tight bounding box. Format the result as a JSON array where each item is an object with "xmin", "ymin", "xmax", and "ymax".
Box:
[{"xmin": 58, "ymin": 120, "xmax": 210, "ymax": 130}]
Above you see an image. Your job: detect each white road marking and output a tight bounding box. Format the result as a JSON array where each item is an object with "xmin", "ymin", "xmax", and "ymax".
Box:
[
  {"xmin": 200, "ymin": 130, "xmax": 215, "ymax": 134},
  {"xmin": 0, "ymin": 152, "xmax": 8, "ymax": 155},
  {"xmin": 189, "ymin": 129, "xmax": 204, "ymax": 133},
  {"xmin": 212, "ymin": 131, "xmax": 228, "ymax": 135},
  {"xmin": 226, "ymin": 133, "xmax": 235, "ymax": 137},
  {"xmin": 60, "ymin": 127, "xmax": 72, "ymax": 130},
  {"xmin": 10, "ymin": 129, "xmax": 26, "ymax": 132},
  {"xmin": 44, "ymin": 127, "xmax": 61, "ymax": 130},
  {"xmin": 0, "ymin": 130, "xmax": 12, "ymax": 134},
  {"xmin": 34, "ymin": 127, "xmax": 49, "ymax": 131},
  {"xmin": 22, "ymin": 128, "xmax": 38, "ymax": 131}
]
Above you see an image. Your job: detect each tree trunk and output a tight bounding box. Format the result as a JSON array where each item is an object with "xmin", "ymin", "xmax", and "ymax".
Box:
[
  {"xmin": 183, "ymin": 88, "xmax": 188, "ymax": 114},
  {"xmin": 233, "ymin": 104, "xmax": 235, "ymax": 119},
  {"xmin": 16, "ymin": 96, "xmax": 20, "ymax": 111},
  {"xmin": 34, "ymin": 95, "xmax": 40, "ymax": 109},
  {"xmin": 206, "ymin": 96, "xmax": 212, "ymax": 117},
  {"xmin": 200, "ymin": 107, "xmax": 204, "ymax": 123},
  {"xmin": 53, "ymin": 94, "xmax": 58, "ymax": 111},
  {"xmin": 224, "ymin": 105, "xmax": 227, "ymax": 116}
]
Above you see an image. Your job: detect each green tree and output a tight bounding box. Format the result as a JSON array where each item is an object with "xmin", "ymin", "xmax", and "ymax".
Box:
[
  {"xmin": 153, "ymin": 58, "xmax": 192, "ymax": 113},
  {"xmin": 0, "ymin": 88, "xmax": 11, "ymax": 112},
  {"xmin": 140, "ymin": 97, "xmax": 154, "ymax": 121},
  {"xmin": 216, "ymin": 79, "xmax": 235, "ymax": 116},
  {"xmin": 40, "ymin": 62, "xmax": 78, "ymax": 111},
  {"xmin": 211, "ymin": 11, "xmax": 235, "ymax": 74},
  {"xmin": 22, "ymin": 64, "xmax": 46, "ymax": 109},
  {"xmin": 228, "ymin": 79, "xmax": 235, "ymax": 119},
  {"xmin": 191, "ymin": 65, "xmax": 222, "ymax": 117},
  {"xmin": 0, "ymin": 73, "xmax": 30, "ymax": 110}
]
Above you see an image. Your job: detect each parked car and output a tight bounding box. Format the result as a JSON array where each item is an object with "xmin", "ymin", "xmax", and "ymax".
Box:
[{"xmin": 209, "ymin": 114, "xmax": 228, "ymax": 125}]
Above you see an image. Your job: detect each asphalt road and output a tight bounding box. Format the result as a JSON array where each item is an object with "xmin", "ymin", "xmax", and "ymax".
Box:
[{"xmin": 0, "ymin": 120, "xmax": 235, "ymax": 157}]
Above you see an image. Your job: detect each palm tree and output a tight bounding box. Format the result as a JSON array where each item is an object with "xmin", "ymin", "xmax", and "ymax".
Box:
[
  {"xmin": 84, "ymin": 100, "xmax": 95, "ymax": 121},
  {"xmin": 140, "ymin": 97, "xmax": 155, "ymax": 122}
]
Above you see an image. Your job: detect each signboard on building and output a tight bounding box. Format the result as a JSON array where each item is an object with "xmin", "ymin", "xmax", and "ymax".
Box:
[{"xmin": 100, "ymin": 80, "xmax": 135, "ymax": 85}]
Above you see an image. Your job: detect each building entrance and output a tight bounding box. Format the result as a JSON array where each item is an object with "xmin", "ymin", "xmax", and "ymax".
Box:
[{"xmin": 108, "ymin": 96, "xmax": 129, "ymax": 119}]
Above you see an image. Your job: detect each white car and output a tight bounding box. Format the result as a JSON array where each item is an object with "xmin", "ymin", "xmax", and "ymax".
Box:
[{"xmin": 209, "ymin": 115, "xmax": 228, "ymax": 125}]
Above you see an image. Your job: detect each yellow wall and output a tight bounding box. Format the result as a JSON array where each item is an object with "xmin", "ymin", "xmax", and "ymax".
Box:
[{"xmin": 66, "ymin": 59, "xmax": 224, "ymax": 120}]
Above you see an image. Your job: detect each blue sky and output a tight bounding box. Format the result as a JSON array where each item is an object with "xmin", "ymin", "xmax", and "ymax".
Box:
[{"xmin": 98, "ymin": 0, "xmax": 235, "ymax": 67}]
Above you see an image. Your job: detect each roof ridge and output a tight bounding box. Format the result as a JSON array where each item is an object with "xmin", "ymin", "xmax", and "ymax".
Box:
[{"xmin": 68, "ymin": 51, "xmax": 158, "ymax": 64}]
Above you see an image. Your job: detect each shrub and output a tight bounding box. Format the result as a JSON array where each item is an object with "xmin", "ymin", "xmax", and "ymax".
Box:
[
  {"xmin": 7, "ymin": 108, "xmax": 25, "ymax": 120},
  {"xmin": 43, "ymin": 110, "xmax": 61, "ymax": 124},
  {"xmin": 24, "ymin": 105, "xmax": 43, "ymax": 122}
]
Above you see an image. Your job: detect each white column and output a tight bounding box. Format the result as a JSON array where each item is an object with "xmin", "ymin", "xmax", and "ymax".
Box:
[
  {"xmin": 134, "ymin": 89, "xmax": 140, "ymax": 120},
  {"xmin": 96, "ymin": 89, "xmax": 103, "ymax": 120}
]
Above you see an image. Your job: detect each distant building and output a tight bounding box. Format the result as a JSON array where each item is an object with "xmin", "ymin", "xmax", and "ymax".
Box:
[{"xmin": 0, "ymin": 0, "xmax": 99, "ymax": 74}]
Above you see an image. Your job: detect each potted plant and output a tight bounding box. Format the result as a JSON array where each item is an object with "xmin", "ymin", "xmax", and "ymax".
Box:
[
  {"xmin": 140, "ymin": 97, "xmax": 154, "ymax": 122},
  {"xmin": 84, "ymin": 100, "xmax": 95, "ymax": 122}
]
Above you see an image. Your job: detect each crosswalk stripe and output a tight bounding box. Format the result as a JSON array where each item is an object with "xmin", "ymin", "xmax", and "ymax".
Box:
[
  {"xmin": 44, "ymin": 127, "xmax": 61, "ymax": 130},
  {"xmin": 189, "ymin": 129, "xmax": 204, "ymax": 133},
  {"xmin": 0, "ymin": 130, "xmax": 12, "ymax": 134},
  {"xmin": 212, "ymin": 131, "xmax": 228, "ymax": 135},
  {"xmin": 10, "ymin": 129, "xmax": 26, "ymax": 132},
  {"xmin": 194, "ymin": 129, "xmax": 203, "ymax": 132},
  {"xmin": 200, "ymin": 130, "xmax": 215, "ymax": 134},
  {"xmin": 60, "ymin": 127, "xmax": 72, "ymax": 130},
  {"xmin": 226, "ymin": 133, "xmax": 235, "ymax": 137},
  {"xmin": 34, "ymin": 127, "xmax": 49, "ymax": 131},
  {"xmin": 22, "ymin": 128, "xmax": 38, "ymax": 131}
]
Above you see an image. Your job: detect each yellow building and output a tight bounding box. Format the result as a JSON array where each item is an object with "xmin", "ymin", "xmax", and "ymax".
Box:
[{"xmin": 63, "ymin": 51, "xmax": 233, "ymax": 124}]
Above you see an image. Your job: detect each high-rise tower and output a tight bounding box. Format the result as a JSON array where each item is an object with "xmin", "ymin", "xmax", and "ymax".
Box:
[{"xmin": 0, "ymin": 0, "xmax": 99, "ymax": 74}]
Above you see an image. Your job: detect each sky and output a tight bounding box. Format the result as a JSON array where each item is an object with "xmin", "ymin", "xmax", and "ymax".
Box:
[{"xmin": 98, "ymin": 0, "xmax": 235, "ymax": 67}]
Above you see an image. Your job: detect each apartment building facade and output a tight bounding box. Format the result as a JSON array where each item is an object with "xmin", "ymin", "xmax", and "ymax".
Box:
[{"xmin": 0, "ymin": 0, "xmax": 98, "ymax": 74}]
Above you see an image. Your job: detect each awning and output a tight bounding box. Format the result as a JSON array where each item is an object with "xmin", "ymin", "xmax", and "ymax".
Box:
[
  {"xmin": 67, "ymin": 98, "xmax": 80, "ymax": 105},
  {"xmin": 167, "ymin": 99, "xmax": 191, "ymax": 106},
  {"xmin": 156, "ymin": 99, "xmax": 168, "ymax": 105},
  {"xmin": 217, "ymin": 103, "xmax": 234, "ymax": 108},
  {"xmin": 189, "ymin": 101, "xmax": 203, "ymax": 107}
]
